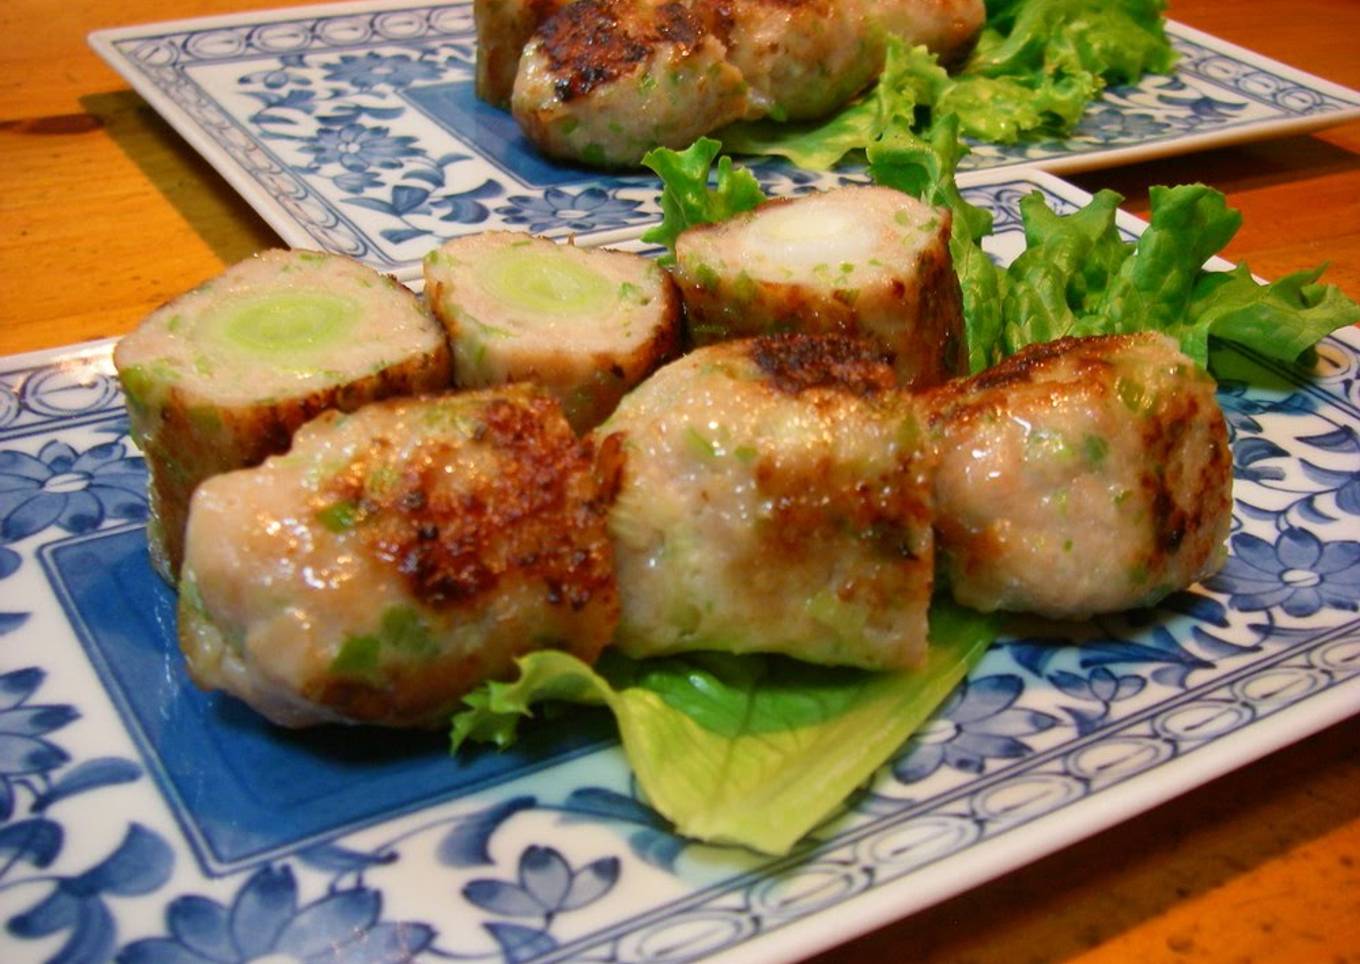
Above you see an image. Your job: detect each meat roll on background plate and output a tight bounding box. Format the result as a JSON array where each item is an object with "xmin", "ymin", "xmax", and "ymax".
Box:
[
  {"xmin": 600, "ymin": 333, "xmax": 935, "ymax": 670},
  {"xmin": 423, "ymin": 232, "xmax": 680, "ymax": 431},
  {"xmin": 923, "ymin": 332, "xmax": 1233, "ymax": 619},
  {"xmin": 709, "ymin": 0, "xmax": 878, "ymax": 122},
  {"xmin": 475, "ymin": 0, "xmax": 574, "ymax": 107},
  {"xmin": 491, "ymin": 0, "xmax": 986, "ymax": 166},
  {"xmin": 113, "ymin": 250, "xmax": 451, "ymax": 583},
  {"xmin": 511, "ymin": 0, "xmax": 749, "ymax": 168},
  {"xmin": 673, "ymin": 186, "xmax": 965, "ymax": 389},
  {"xmin": 179, "ymin": 386, "xmax": 620, "ymax": 728},
  {"xmin": 872, "ymin": 0, "xmax": 985, "ymax": 69}
]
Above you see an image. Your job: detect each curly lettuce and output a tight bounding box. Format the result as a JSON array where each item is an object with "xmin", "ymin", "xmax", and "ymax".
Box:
[
  {"xmin": 640, "ymin": 138, "xmax": 764, "ymax": 263},
  {"xmin": 717, "ymin": 0, "xmax": 1177, "ymax": 171},
  {"xmin": 990, "ymin": 183, "xmax": 1360, "ymax": 368}
]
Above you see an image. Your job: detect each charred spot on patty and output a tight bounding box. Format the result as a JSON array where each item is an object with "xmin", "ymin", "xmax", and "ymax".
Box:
[
  {"xmin": 541, "ymin": 0, "xmax": 649, "ymax": 100},
  {"xmin": 967, "ymin": 335, "xmax": 1125, "ymax": 392},
  {"xmin": 541, "ymin": 0, "xmax": 709, "ymax": 101},
  {"xmin": 323, "ymin": 393, "xmax": 617, "ymax": 612},
  {"xmin": 653, "ymin": 1, "xmax": 703, "ymax": 45},
  {"xmin": 749, "ymin": 333, "xmax": 896, "ymax": 397}
]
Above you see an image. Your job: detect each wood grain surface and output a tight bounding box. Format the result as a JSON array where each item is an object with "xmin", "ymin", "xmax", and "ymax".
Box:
[{"xmin": 1, "ymin": 1, "xmax": 1357, "ymax": 960}]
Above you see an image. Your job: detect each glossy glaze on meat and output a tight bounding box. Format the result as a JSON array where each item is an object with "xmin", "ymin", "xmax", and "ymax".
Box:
[
  {"xmin": 179, "ymin": 387, "xmax": 619, "ymax": 728},
  {"xmin": 923, "ymin": 333, "xmax": 1233, "ymax": 619},
  {"xmin": 600, "ymin": 333, "xmax": 935, "ymax": 669}
]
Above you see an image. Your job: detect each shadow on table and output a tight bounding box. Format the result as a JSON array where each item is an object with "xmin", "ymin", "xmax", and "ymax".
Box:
[{"xmin": 79, "ymin": 89, "xmax": 279, "ymax": 264}]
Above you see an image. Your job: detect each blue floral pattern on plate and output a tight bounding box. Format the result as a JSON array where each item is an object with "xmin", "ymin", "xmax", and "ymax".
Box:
[
  {"xmin": 90, "ymin": 8, "xmax": 1360, "ymax": 280},
  {"xmin": 0, "ymin": 169, "xmax": 1357, "ymax": 963}
]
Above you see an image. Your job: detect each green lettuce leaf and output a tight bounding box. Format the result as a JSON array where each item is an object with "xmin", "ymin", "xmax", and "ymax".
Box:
[
  {"xmin": 942, "ymin": 180, "xmax": 1360, "ymax": 369},
  {"xmin": 717, "ymin": 99, "xmax": 880, "ymax": 172},
  {"xmin": 717, "ymin": 0, "xmax": 1177, "ymax": 169},
  {"xmin": 719, "ymin": 40, "xmax": 950, "ymax": 170},
  {"xmin": 452, "ymin": 600, "xmax": 998, "ymax": 855},
  {"xmin": 949, "ymin": 0, "xmax": 1175, "ymax": 144},
  {"xmin": 1176, "ymin": 263, "xmax": 1360, "ymax": 366},
  {"xmin": 968, "ymin": 0, "xmax": 1174, "ymax": 82},
  {"xmin": 640, "ymin": 137, "xmax": 765, "ymax": 262},
  {"xmin": 1086, "ymin": 184, "xmax": 1243, "ymax": 341},
  {"xmin": 997, "ymin": 188, "xmax": 1129, "ymax": 358}
]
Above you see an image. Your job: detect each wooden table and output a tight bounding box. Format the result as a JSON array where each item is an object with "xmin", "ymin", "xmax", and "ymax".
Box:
[{"xmin": 2, "ymin": 0, "xmax": 1357, "ymax": 960}]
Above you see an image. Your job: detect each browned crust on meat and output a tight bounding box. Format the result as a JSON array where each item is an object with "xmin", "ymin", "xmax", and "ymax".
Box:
[
  {"xmin": 297, "ymin": 390, "xmax": 619, "ymax": 726},
  {"xmin": 752, "ymin": 454, "xmax": 933, "ymax": 562},
  {"xmin": 475, "ymin": 0, "xmax": 575, "ymax": 106},
  {"xmin": 747, "ymin": 333, "xmax": 895, "ymax": 397},
  {"xmin": 139, "ymin": 344, "xmax": 453, "ymax": 582},
  {"xmin": 738, "ymin": 390, "xmax": 934, "ymax": 669},
  {"xmin": 537, "ymin": 0, "xmax": 710, "ymax": 101},
  {"xmin": 1136, "ymin": 380, "xmax": 1232, "ymax": 579},
  {"xmin": 679, "ymin": 202, "xmax": 964, "ymax": 389},
  {"xmin": 907, "ymin": 216, "xmax": 966, "ymax": 387},
  {"xmin": 923, "ymin": 334, "xmax": 1149, "ymax": 426},
  {"xmin": 324, "ymin": 391, "xmax": 617, "ymax": 613}
]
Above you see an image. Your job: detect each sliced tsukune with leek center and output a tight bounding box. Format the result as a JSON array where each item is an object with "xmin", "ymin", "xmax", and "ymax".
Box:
[
  {"xmin": 479, "ymin": 242, "xmax": 616, "ymax": 316},
  {"xmin": 424, "ymin": 231, "xmax": 680, "ymax": 432},
  {"xmin": 113, "ymin": 249, "xmax": 452, "ymax": 583},
  {"xmin": 673, "ymin": 185, "xmax": 966, "ymax": 389},
  {"xmin": 209, "ymin": 290, "xmax": 358, "ymax": 360}
]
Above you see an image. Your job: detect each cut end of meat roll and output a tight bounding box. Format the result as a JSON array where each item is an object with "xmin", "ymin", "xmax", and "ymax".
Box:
[
  {"xmin": 423, "ymin": 232, "xmax": 681, "ymax": 431},
  {"xmin": 113, "ymin": 250, "xmax": 452, "ymax": 583},
  {"xmin": 600, "ymin": 333, "xmax": 935, "ymax": 671},
  {"xmin": 178, "ymin": 386, "xmax": 621, "ymax": 728},
  {"xmin": 923, "ymin": 332, "xmax": 1233, "ymax": 619},
  {"xmin": 674, "ymin": 186, "xmax": 966, "ymax": 389}
]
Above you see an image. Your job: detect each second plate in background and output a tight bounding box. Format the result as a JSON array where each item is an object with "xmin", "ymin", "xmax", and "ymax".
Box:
[{"xmin": 89, "ymin": 0, "xmax": 1360, "ymax": 279}]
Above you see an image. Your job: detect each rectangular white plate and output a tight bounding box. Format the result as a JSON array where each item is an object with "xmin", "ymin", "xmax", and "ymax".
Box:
[
  {"xmin": 0, "ymin": 166, "xmax": 1357, "ymax": 963},
  {"xmin": 89, "ymin": 2, "xmax": 1360, "ymax": 282}
]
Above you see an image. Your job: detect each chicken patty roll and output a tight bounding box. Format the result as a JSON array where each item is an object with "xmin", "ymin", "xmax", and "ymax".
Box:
[
  {"xmin": 423, "ymin": 232, "xmax": 680, "ymax": 431},
  {"xmin": 923, "ymin": 333, "xmax": 1233, "ymax": 619},
  {"xmin": 511, "ymin": 0, "xmax": 749, "ymax": 168},
  {"xmin": 673, "ymin": 186, "xmax": 965, "ymax": 389},
  {"xmin": 475, "ymin": 0, "xmax": 575, "ymax": 107},
  {"xmin": 114, "ymin": 250, "xmax": 452, "ymax": 584},
  {"xmin": 712, "ymin": 0, "xmax": 878, "ymax": 122},
  {"xmin": 178, "ymin": 387, "xmax": 621, "ymax": 728},
  {"xmin": 600, "ymin": 333, "xmax": 935, "ymax": 670}
]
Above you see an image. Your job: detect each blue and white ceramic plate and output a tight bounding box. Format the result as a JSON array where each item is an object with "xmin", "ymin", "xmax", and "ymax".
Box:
[
  {"xmin": 89, "ymin": 2, "xmax": 1360, "ymax": 282},
  {"xmin": 1, "ymin": 166, "xmax": 1358, "ymax": 963}
]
